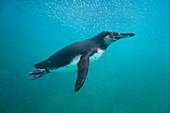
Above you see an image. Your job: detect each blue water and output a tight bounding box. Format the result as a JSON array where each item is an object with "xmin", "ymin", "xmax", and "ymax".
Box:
[{"xmin": 0, "ymin": 0, "xmax": 170, "ymax": 113}]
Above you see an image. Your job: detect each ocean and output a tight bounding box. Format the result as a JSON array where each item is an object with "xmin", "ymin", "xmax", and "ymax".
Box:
[{"xmin": 0, "ymin": 0, "xmax": 170, "ymax": 113}]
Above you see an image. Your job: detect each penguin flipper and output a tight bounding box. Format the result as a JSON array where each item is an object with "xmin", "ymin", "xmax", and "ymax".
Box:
[{"xmin": 74, "ymin": 49, "xmax": 96, "ymax": 92}]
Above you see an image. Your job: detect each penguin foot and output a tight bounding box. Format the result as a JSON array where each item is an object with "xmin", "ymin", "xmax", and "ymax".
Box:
[{"xmin": 29, "ymin": 69, "xmax": 49, "ymax": 80}]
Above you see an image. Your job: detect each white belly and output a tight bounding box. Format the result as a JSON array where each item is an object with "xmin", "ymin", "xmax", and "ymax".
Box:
[
  {"xmin": 50, "ymin": 49, "xmax": 104, "ymax": 72},
  {"xmin": 90, "ymin": 49, "xmax": 104, "ymax": 62}
]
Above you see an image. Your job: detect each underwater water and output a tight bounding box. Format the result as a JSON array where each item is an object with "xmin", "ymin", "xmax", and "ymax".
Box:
[{"xmin": 0, "ymin": 0, "xmax": 170, "ymax": 113}]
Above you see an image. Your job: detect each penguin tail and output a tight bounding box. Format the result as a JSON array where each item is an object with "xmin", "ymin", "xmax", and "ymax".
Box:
[
  {"xmin": 28, "ymin": 69, "xmax": 49, "ymax": 80},
  {"xmin": 34, "ymin": 60, "xmax": 47, "ymax": 69}
]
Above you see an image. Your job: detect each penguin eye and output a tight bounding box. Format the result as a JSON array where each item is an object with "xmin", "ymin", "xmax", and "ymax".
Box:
[{"xmin": 112, "ymin": 33, "xmax": 118, "ymax": 36}]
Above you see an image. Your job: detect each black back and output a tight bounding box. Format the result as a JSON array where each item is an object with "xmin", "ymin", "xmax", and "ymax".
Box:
[{"xmin": 35, "ymin": 31, "xmax": 111, "ymax": 70}]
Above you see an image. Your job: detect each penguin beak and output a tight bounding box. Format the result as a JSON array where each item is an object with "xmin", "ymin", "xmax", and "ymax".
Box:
[{"xmin": 115, "ymin": 32, "xmax": 135, "ymax": 40}]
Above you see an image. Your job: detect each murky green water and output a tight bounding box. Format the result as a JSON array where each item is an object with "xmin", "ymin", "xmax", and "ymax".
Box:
[{"xmin": 0, "ymin": 0, "xmax": 170, "ymax": 113}]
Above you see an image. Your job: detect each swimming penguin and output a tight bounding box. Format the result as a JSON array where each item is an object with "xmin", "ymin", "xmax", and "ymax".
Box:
[{"xmin": 29, "ymin": 31, "xmax": 135, "ymax": 92}]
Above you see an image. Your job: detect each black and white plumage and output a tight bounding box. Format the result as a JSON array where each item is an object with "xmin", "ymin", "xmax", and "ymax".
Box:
[{"xmin": 29, "ymin": 31, "xmax": 135, "ymax": 92}]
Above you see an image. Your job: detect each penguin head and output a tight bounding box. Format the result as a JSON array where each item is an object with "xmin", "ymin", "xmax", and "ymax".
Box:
[{"xmin": 103, "ymin": 31, "xmax": 135, "ymax": 45}]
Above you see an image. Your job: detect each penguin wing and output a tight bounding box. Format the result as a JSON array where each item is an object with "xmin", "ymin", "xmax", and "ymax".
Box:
[{"xmin": 74, "ymin": 49, "xmax": 97, "ymax": 92}]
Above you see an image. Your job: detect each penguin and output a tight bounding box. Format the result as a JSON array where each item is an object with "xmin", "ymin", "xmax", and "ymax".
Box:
[{"xmin": 29, "ymin": 31, "xmax": 135, "ymax": 92}]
